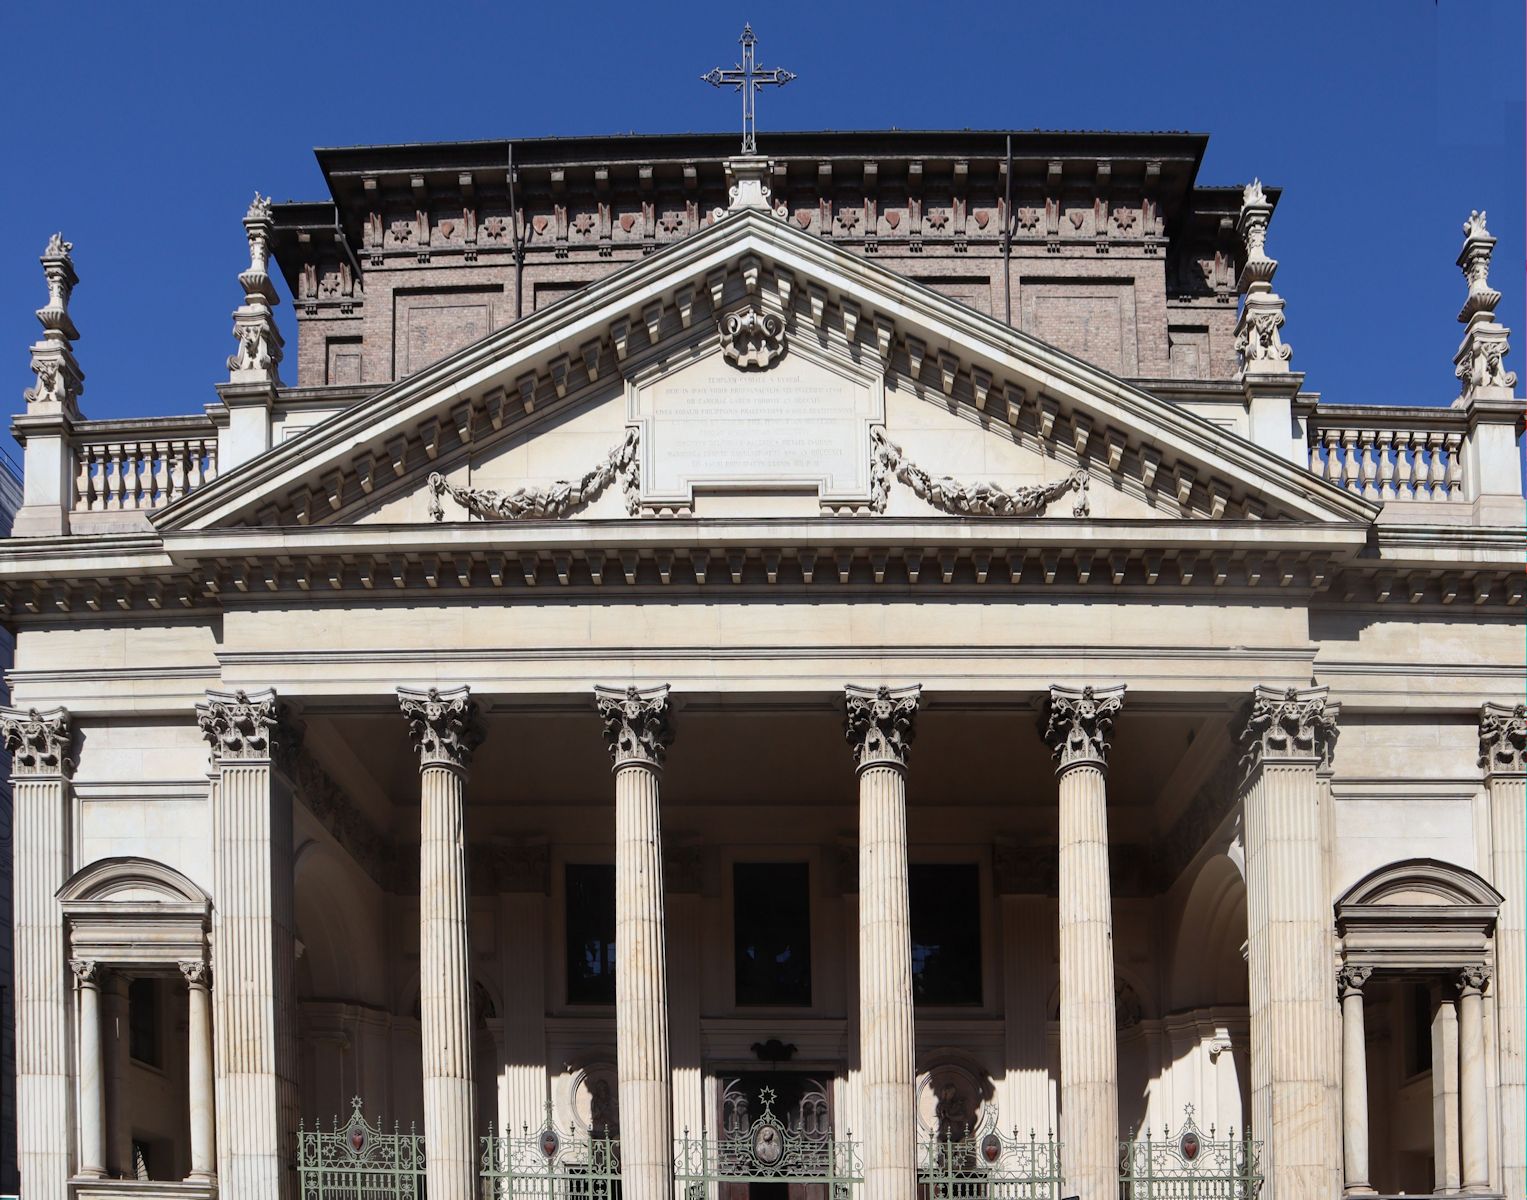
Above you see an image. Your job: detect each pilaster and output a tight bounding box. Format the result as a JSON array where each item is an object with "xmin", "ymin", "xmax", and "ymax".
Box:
[
  {"xmin": 844, "ymin": 683, "xmax": 920, "ymax": 1200},
  {"xmin": 1041, "ymin": 683, "xmax": 1125, "ymax": 1200},
  {"xmin": 397, "ymin": 684, "xmax": 484, "ymax": 1200},
  {"xmin": 196, "ymin": 687, "xmax": 299, "ymax": 1200},
  {"xmin": 1234, "ymin": 684, "xmax": 1342, "ymax": 1200},
  {"xmin": 595, "ymin": 684, "xmax": 674, "ymax": 1200},
  {"xmin": 3, "ymin": 705, "xmax": 75, "ymax": 1200}
]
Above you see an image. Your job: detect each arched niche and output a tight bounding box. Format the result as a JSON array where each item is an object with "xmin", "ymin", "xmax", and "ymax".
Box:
[
  {"xmin": 1168, "ymin": 852, "xmax": 1249, "ymax": 1011},
  {"xmin": 1336, "ymin": 857, "xmax": 1501, "ymax": 971},
  {"xmin": 58, "ymin": 855, "xmax": 210, "ymax": 966}
]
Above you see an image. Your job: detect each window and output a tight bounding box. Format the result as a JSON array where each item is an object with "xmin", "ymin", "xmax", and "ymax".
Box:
[
  {"xmin": 128, "ymin": 977, "xmax": 161, "ymax": 1067},
  {"xmin": 566, "ymin": 864, "xmax": 617, "ymax": 1005},
  {"xmin": 734, "ymin": 863, "xmax": 812, "ymax": 1007},
  {"xmin": 909, "ymin": 864, "xmax": 982, "ymax": 1005}
]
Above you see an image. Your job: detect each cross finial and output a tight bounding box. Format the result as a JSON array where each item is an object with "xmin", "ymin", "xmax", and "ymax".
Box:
[{"xmin": 702, "ymin": 24, "xmax": 796, "ymax": 155}]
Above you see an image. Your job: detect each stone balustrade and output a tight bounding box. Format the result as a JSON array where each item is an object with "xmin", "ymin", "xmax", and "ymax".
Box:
[
  {"xmin": 71, "ymin": 420, "xmax": 218, "ymax": 513},
  {"xmin": 1307, "ymin": 406, "xmax": 1468, "ymax": 502}
]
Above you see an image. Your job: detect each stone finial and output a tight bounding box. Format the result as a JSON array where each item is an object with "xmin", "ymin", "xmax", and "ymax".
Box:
[
  {"xmin": 1453, "ymin": 209, "xmax": 1516, "ymax": 402},
  {"xmin": 844, "ymin": 683, "xmax": 921, "ymax": 772},
  {"xmin": 22, "ymin": 233, "xmax": 85, "ymax": 417},
  {"xmin": 1337, "ymin": 963, "xmax": 1373, "ymax": 997},
  {"xmin": 1041, "ymin": 684, "xmax": 1126, "ymax": 773},
  {"xmin": 397, "ymin": 685, "xmax": 484, "ymax": 771},
  {"xmin": 0, "ymin": 705, "xmax": 74, "ymax": 778},
  {"xmin": 197, "ymin": 688, "xmax": 291, "ymax": 763},
  {"xmin": 1234, "ymin": 684, "xmax": 1340, "ymax": 778},
  {"xmin": 595, "ymin": 684, "xmax": 673, "ymax": 768},
  {"xmin": 226, "ymin": 192, "xmax": 284, "ymax": 385},
  {"xmin": 1479, "ymin": 701, "xmax": 1527, "ymax": 776},
  {"xmin": 1234, "ymin": 179, "xmax": 1292, "ymax": 374}
]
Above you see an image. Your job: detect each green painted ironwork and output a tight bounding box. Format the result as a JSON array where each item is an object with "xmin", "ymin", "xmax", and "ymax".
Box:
[
  {"xmin": 481, "ymin": 1103, "xmax": 622, "ymax": 1200},
  {"xmin": 917, "ymin": 1126, "xmax": 1064, "ymax": 1199},
  {"xmin": 674, "ymin": 1085, "xmax": 862, "ymax": 1200},
  {"xmin": 296, "ymin": 1097, "xmax": 425, "ymax": 1200},
  {"xmin": 1119, "ymin": 1107, "xmax": 1264, "ymax": 1200}
]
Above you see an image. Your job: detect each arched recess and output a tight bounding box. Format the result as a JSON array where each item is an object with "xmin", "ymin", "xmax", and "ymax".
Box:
[{"xmin": 1169, "ymin": 853, "xmax": 1249, "ymax": 1011}]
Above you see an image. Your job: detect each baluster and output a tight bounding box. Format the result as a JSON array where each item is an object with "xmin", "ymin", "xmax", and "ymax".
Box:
[
  {"xmin": 1427, "ymin": 431, "xmax": 1447, "ymax": 499},
  {"xmin": 73, "ymin": 448, "xmax": 91, "ymax": 512},
  {"xmin": 1323, "ymin": 430, "xmax": 1342, "ymax": 486},
  {"xmin": 1359, "ymin": 431, "xmax": 1379, "ymax": 499},
  {"xmin": 1444, "ymin": 432, "xmax": 1464, "ymax": 499},
  {"xmin": 1405, "ymin": 433, "xmax": 1426, "ymax": 499},
  {"xmin": 1394, "ymin": 433, "xmax": 1415, "ymax": 500},
  {"xmin": 1308, "ymin": 439, "xmax": 1321, "ymax": 473},
  {"xmin": 1376, "ymin": 430, "xmax": 1396, "ymax": 499},
  {"xmin": 169, "ymin": 441, "xmax": 187, "ymax": 503},
  {"xmin": 1339, "ymin": 430, "xmax": 1360, "ymax": 492},
  {"xmin": 150, "ymin": 441, "xmax": 168, "ymax": 507},
  {"xmin": 203, "ymin": 439, "xmax": 218, "ymax": 484},
  {"xmin": 187, "ymin": 439, "xmax": 204, "ymax": 492},
  {"xmin": 103, "ymin": 443, "xmax": 122, "ymax": 511},
  {"xmin": 123, "ymin": 442, "xmax": 142, "ymax": 509}
]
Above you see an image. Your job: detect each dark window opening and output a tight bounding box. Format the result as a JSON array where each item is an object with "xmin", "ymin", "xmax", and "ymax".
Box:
[
  {"xmin": 1409, "ymin": 982, "xmax": 1434, "ymax": 1076},
  {"xmin": 566, "ymin": 864, "xmax": 617, "ymax": 1005},
  {"xmin": 910, "ymin": 864, "xmax": 982, "ymax": 1006},
  {"xmin": 734, "ymin": 863, "xmax": 812, "ymax": 1007},
  {"xmin": 128, "ymin": 977, "xmax": 161, "ymax": 1067}
]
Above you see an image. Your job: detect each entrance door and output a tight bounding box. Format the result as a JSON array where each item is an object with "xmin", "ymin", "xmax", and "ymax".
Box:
[{"xmin": 718, "ymin": 1073, "xmax": 835, "ymax": 1200}]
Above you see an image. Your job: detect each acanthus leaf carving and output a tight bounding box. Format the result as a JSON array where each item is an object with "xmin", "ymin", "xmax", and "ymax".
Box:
[
  {"xmin": 1041, "ymin": 684, "xmax": 1125, "ymax": 772},
  {"xmin": 0, "ymin": 705, "xmax": 74, "ymax": 778},
  {"xmin": 595, "ymin": 684, "xmax": 673, "ymax": 768},
  {"xmin": 197, "ymin": 688, "xmax": 289, "ymax": 764},
  {"xmin": 397, "ymin": 685, "xmax": 483, "ymax": 771},
  {"xmin": 870, "ymin": 428, "xmax": 1088, "ymax": 518},
  {"xmin": 428, "ymin": 428, "xmax": 639, "ymax": 522},
  {"xmin": 844, "ymin": 683, "xmax": 920, "ymax": 771},
  {"xmin": 1233, "ymin": 684, "xmax": 1339, "ymax": 778},
  {"xmin": 1479, "ymin": 701, "xmax": 1527, "ymax": 775}
]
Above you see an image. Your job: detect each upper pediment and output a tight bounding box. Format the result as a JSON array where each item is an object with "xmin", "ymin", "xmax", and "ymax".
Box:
[{"xmin": 156, "ymin": 207, "xmax": 1378, "ymax": 534}]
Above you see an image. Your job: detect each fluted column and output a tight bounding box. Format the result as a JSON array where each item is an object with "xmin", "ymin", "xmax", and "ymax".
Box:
[
  {"xmin": 197, "ymin": 689, "xmax": 299, "ymax": 1200},
  {"xmin": 181, "ymin": 961, "xmax": 217, "ymax": 1184},
  {"xmin": 3, "ymin": 705, "xmax": 75, "ymax": 1200},
  {"xmin": 1337, "ymin": 965, "xmax": 1374, "ymax": 1195},
  {"xmin": 1458, "ymin": 965, "xmax": 1491, "ymax": 1194},
  {"xmin": 1480, "ymin": 702, "xmax": 1525, "ymax": 1200},
  {"xmin": 595, "ymin": 684, "xmax": 675, "ymax": 1200},
  {"xmin": 71, "ymin": 960, "xmax": 106, "ymax": 1179},
  {"xmin": 398, "ymin": 685, "xmax": 484, "ymax": 1200},
  {"xmin": 844, "ymin": 683, "xmax": 921, "ymax": 1200},
  {"xmin": 1041, "ymin": 684, "xmax": 1125, "ymax": 1200},
  {"xmin": 1235, "ymin": 685, "xmax": 1342, "ymax": 1200}
]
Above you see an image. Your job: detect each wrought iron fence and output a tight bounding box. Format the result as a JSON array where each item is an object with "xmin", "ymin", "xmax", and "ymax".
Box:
[
  {"xmin": 297, "ymin": 1097, "xmax": 426, "ymax": 1200},
  {"xmin": 481, "ymin": 1105, "xmax": 622, "ymax": 1200},
  {"xmin": 1119, "ymin": 1108, "xmax": 1263, "ymax": 1200},
  {"xmin": 674, "ymin": 1086, "xmax": 862, "ymax": 1200},
  {"xmin": 917, "ymin": 1126, "xmax": 1064, "ymax": 1200}
]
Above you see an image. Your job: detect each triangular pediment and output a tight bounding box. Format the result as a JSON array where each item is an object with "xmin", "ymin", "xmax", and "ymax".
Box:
[{"xmin": 157, "ymin": 208, "xmax": 1378, "ymax": 534}]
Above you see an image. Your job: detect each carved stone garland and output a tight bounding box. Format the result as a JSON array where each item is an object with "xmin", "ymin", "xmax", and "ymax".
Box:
[
  {"xmin": 871, "ymin": 428, "xmax": 1089, "ymax": 517},
  {"xmin": 428, "ymin": 427, "xmax": 639, "ymax": 521},
  {"xmin": 595, "ymin": 684, "xmax": 673, "ymax": 768}
]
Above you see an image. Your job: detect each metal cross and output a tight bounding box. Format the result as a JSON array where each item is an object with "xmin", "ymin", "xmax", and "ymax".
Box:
[{"xmin": 702, "ymin": 24, "xmax": 796, "ymax": 156}]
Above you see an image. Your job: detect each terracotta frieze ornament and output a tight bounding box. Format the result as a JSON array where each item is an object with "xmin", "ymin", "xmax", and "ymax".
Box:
[
  {"xmin": 595, "ymin": 684, "xmax": 674, "ymax": 768},
  {"xmin": 844, "ymin": 683, "xmax": 921, "ymax": 772},
  {"xmin": 0, "ymin": 705, "xmax": 75, "ymax": 777},
  {"xmin": 397, "ymin": 685, "xmax": 484, "ymax": 771},
  {"xmin": 1479, "ymin": 701, "xmax": 1527, "ymax": 775},
  {"xmin": 196, "ymin": 688, "xmax": 290, "ymax": 763},
  {"xmin": 1040, "ymin": 684, "xmax": 1126, "ymax": 773},
  {"xmin": 1233, "ymin": 684, "xmax": 1340, "ymax": 778},
  {"xmin": 427, "ymin": 428, "xmax": 639, "ymax": 521},
  {"xmin": 871, "ymin": 428, "xmax": 1089, "ymax": 517}
]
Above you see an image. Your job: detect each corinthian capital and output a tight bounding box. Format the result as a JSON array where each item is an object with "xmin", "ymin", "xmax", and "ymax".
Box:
[
  {"xmin": 1234, "ymin": 684, "xmax": 1339, "ymax": 778},
  {"xmin": 397, "ymin": 685, "xmax": 483, "ymax": 771},
  {"xmin": 1041, "ymin": 684, "xmax": 1125, "ymax": 773},
  {"xmin": 1479, "ymin": 702, "xmax": 1527, "ymax": 777},
  {"xmin": 595, "ymin": 684, "xmax": 673, "ymax": 768},
  {"xmin": 197, "ymin": 688, "xmax": 290, "ymax": 764},
  {"xmin": 0, "ymin": 705, "xmax": 74, "ymax": 778},
  {"xmin": 844, "ymin": 684, "xmax": 921, "ymax": 772}
]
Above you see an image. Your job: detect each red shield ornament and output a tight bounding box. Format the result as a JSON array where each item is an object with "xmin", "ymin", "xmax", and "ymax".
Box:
[
  {"xmin": 1180, "ymin": 1130, "xmax": 1200, "ymax": 1160},
  {"xmin": 541, "ymin": 1129, "xmax": 560, "ymax": 1158},
  {"xmin": 980, "ymin": 1133, "xmax": 1001, "ymax": 1164},
  {"xmin": 349, "ymin": 1127, "xmax": 366, "ymax": 1153}
]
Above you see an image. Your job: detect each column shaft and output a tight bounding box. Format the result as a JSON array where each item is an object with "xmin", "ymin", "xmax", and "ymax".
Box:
[
  {"xmin": 1338, "ymin": 969, "xmax": 1373, "ymax": 1194},
  {"xmin": 73, "ymin": 963, "xmax": 106, "ymax": 1178},
  {"xmin": 104, "ymin": 975, "xmax": 132, "ymax": 1177},
  {"xmin": 858, "ymin": 761, "xmax": 916, "ymax": 1200},
  {"xmin": 615, "ymin": 761, "xmax": 672, "ymax": 1200},
  {"xmin": 184, "ymin": 964, "xmax": 217, "ymax": 1182},
  {"xmin": 1057, "ymin": 761, "xmax": 1118, "ymax": 1198},
  {"xmin": 1458, "ymin": 970, "xmax": 1490, "ymax": 1193}
]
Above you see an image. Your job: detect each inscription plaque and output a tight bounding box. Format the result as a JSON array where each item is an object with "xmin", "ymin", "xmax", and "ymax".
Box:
[{"xmin": 633, "ymin": 351, "xmax": 879, "ymax": 506}]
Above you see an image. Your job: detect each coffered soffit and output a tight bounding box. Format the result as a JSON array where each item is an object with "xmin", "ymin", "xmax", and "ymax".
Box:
[{"xmin": 157, "ymin": 210, "xmax": 1376, "ymax": 535}]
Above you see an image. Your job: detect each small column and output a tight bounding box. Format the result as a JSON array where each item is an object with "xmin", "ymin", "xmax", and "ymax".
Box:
[
  {"xmin": 104, "ymin": 974, "xmax": 132, "ymax": 1177},
  {"xmin": 71, "ymin": 960, "xmax": 106, "ymax": 1179},
  {"xmin": 397, "ymin": 685, "xmax": 484, "ymax": 1200},
  {"xmin": 1337, "ymin": 964, "xmax": 1374, "ymax": 1196},
  {"xmin": 2, "ymin": 705, "xmax": 75, "ymax": 1200},
  {"xmin": 181, "ymin": 961, "xmax": 217, "ymax": 1185},
  {"xmin": 197, "ymin": 688, "xmax": 299, "ymax": 1200},
  {"xmin": 844, "ymin": 683, "xmax": 921, "ymax": 1200},
  {"xmin": 1235, "ymin": 685, "xmax": 1343, "ymax": 1200},
  {"xmin": 1480, "ymin": 702, "xmax": 1526, "ymax": 1200},
  {"xmin": 1458, "ymin": 965, "xmax": 1492, "ymax": 1194},
  {"xmin": 1041, "ymin": 684, "xmax": 1125, "ymax": 1200},
  {"xmin": 594, "ymin": 684, "xmax": 676, "ymax": 1200}
]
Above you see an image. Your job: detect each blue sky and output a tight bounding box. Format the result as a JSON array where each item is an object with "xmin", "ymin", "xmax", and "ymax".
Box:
[{"xmin": 1, "ymin": 1, "xmax": 1521, "ymax": 428}]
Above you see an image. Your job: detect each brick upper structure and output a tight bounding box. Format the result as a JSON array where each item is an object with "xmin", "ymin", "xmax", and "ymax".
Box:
[{"xmin": 269, "ymin": 130, "xmax": 1271, "ymax": 391}]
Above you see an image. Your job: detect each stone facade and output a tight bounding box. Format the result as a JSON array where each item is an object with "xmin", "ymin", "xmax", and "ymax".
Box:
[{"xmin": 2, "ymin": 123, "xmax": 1524, "ymax": 1200}]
